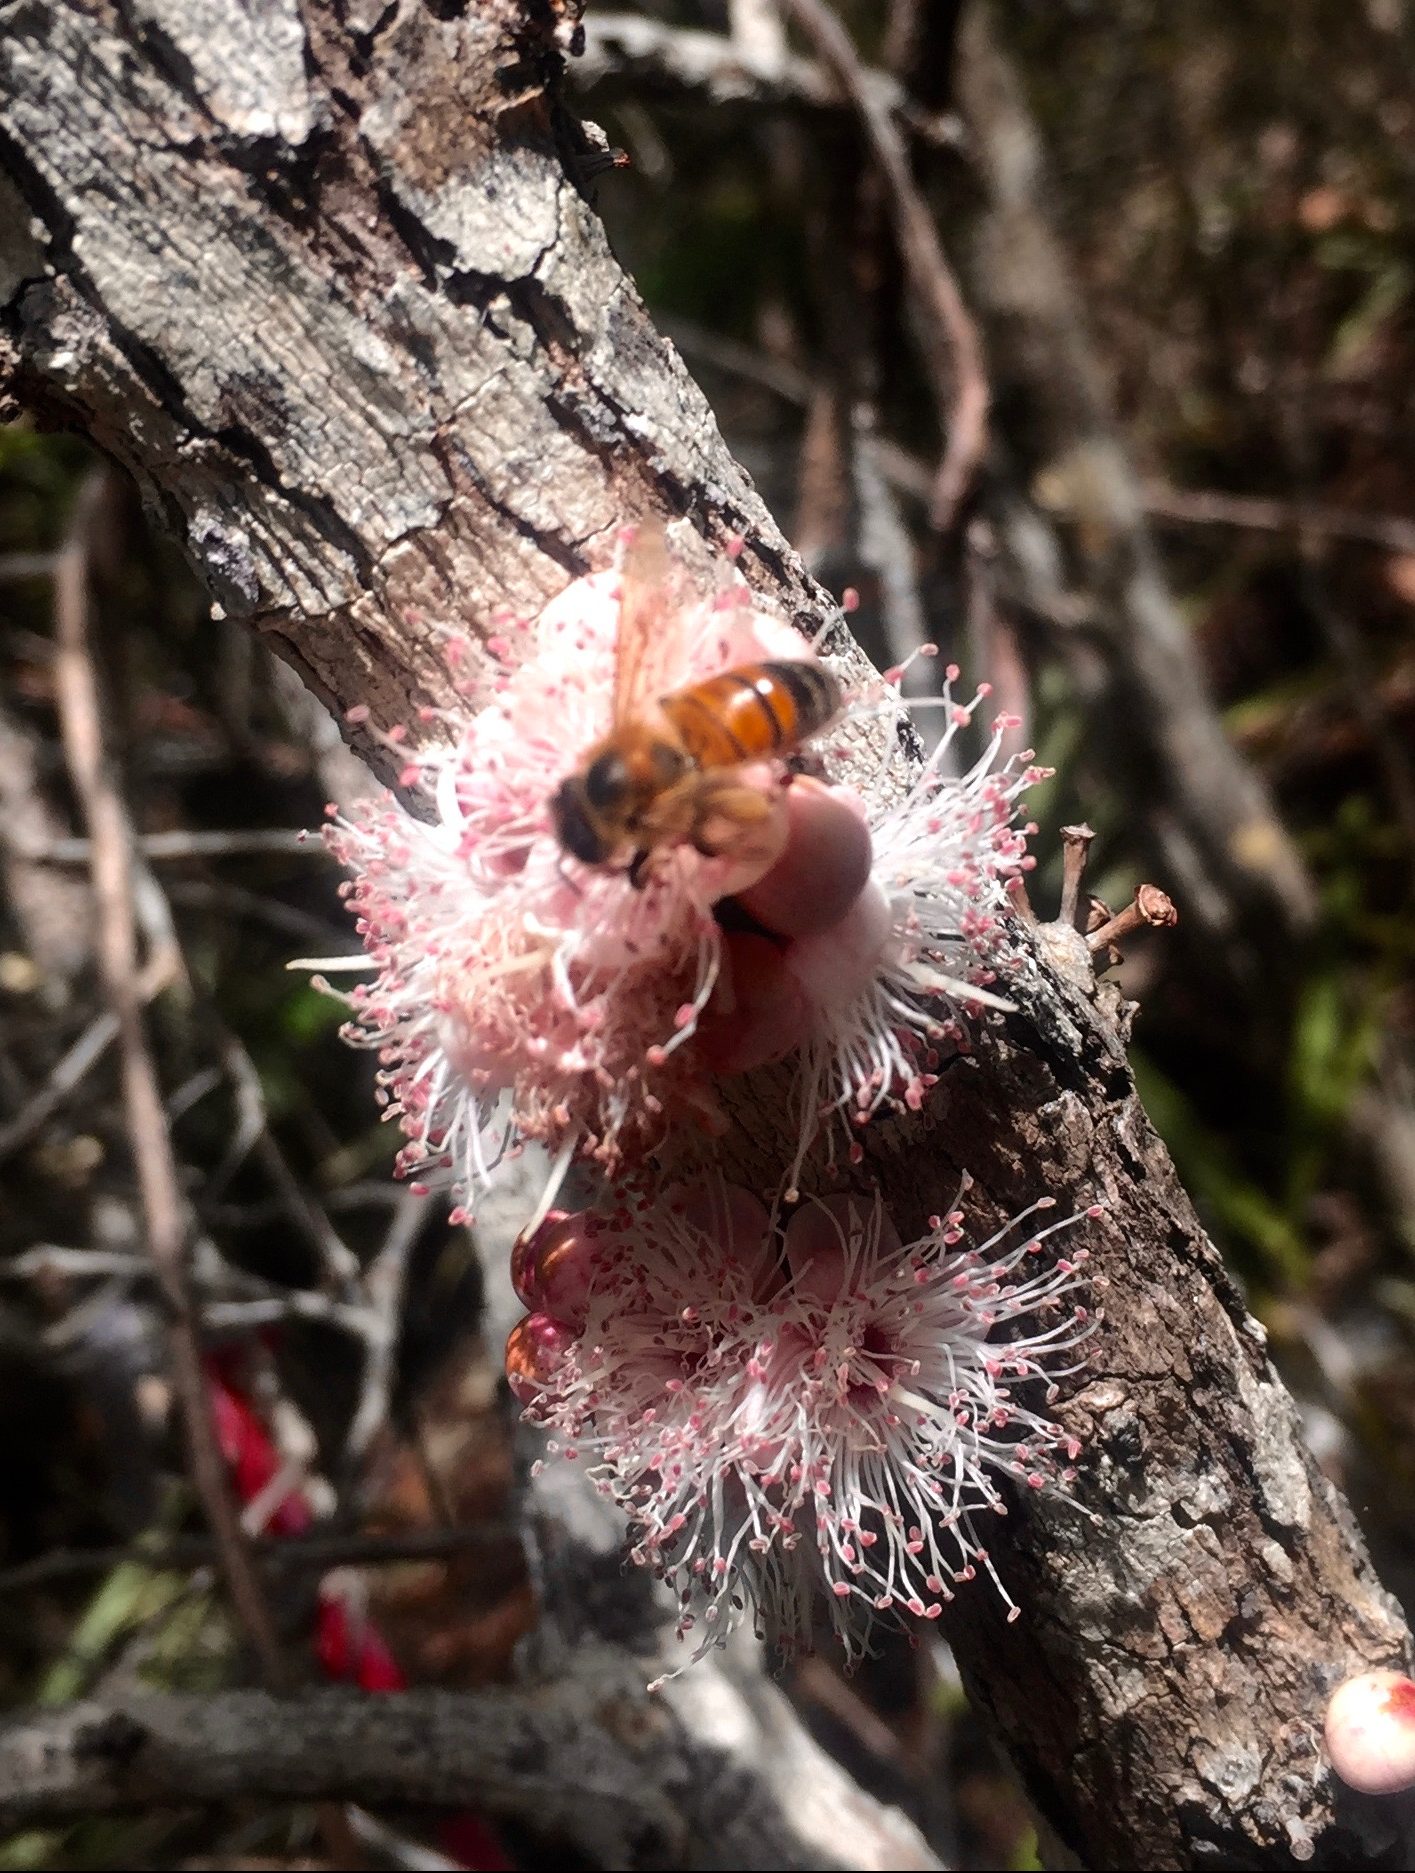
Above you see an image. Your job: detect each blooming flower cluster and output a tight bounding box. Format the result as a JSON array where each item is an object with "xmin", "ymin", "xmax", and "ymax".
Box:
[
  {"xmin": 321, "ymin": 546, "xmax": 809, "ymax": 1207},
  {"xmin": 509, "ymin": 1181, "xmax": 1100, "ymax": 1665},
  {"xmin": 320, "ymin": 534, "xmax": 1044, "ymax": 1214},
  {"xmin": 317, "ymin": 530, "xmax": 1101, "ymax": 1669}
]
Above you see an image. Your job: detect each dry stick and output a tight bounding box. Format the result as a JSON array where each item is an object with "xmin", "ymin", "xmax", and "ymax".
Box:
[
  {"xmin": 213, "ymin": 1025, "xmax": 363, "ymax": 1292},
  {"xmin": 663, "ymin": 317, "xmax": 1415, "ymax": 558},
  {"xmin": 344, "ymin": 1187, "xmax": 425, "ymax": 1468},
  {"xmin": 50, "ymin": 473, "xmax": 290, "ymax": 1692},
  {"xmin": 1140, "ymin": 483, "xmax": 1415, "ymax": 558},
  {"xmin": 23, "ymin": 827, "xmax": 318, "ymax": 862},
  {"xmin": 0, "ymin": 1525, "xmax": 516, "ymax": 1597},
  {"xmin": 0, "ymin": 947, "xmax": 177, "ymax": 1174},
  {"xmin": 951, "ymin": 10, "xmax": 1316, "ymax": 949},
  {"xmin": 8, "ymin": 1236, "xmax": 380, "ymax": 1336},
  {"xmin": 776, "ymin": 0, "xmax": 987, "ymax": 531},
  {"xmin": 577, "ymin": 10, "xmax": 961, "ymax": 146},
  {"xmin": 0, "ymin": 1689, "xmax": 679, "ymax": 1852}
]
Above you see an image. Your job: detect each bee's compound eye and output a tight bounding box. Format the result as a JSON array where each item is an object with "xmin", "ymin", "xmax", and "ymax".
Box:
[
  {"xmin": 585, "ymin": 750, "xmax": 631, "ymax": 811},
  {"xmin": 551, "ymin": 781, "xmax": 606, "ymax": 865}
]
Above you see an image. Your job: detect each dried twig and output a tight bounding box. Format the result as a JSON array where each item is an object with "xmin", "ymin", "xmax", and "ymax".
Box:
[
  {"xmin": 576, "ymin": 9, "xmax": 960, "ymax": 147},
  {"xmin": 0, "ymin": 1525, "xmax": 516, "ymax": 1597},
  {"xmin": 8, "ymin": 1237, "xmax": 379, "ymax": 1338},
  {"xmin": 663, "ymin": 324, "xmax": 1415, "ymax": 566},
  {"xmin": 344, "ymin": 1189, "xmax": 426, "ymax": 1469},
  {"xmin": 776, "ymin": 0, "xmax": 987, "ymax": 530},
  {"xmin": 1139, "ymin": 482, "xmax": 1415, "ymax": 558},
  {"xmin": 21, "ymin": 827, "xmax": 319, "ymax": 862},
  {"xmin": 0, "ymin": 550, "xmax": 57, "ymax": 581},
  {"xmin": 0, "ymin": 1008, "xmax": 118, "ymax": 1164},
  {"xmin": 212, "ymin": 1025, "xmax": 362, "ymax": 1293},
  {"xmin": 49, "ymin": 471, "xmax": 289, "ymax": 1690},
  {"xmin": 952, "ymin": 11, "xmax": 1316, "ymax": 952}
]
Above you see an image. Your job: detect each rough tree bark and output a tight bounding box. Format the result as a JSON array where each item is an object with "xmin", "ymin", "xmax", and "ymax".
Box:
[{"xmin": 1, "ymin": 2, "xmax": 1411, "ymax": 1868}]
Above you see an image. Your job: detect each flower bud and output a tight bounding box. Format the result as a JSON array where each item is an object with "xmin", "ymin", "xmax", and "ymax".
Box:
[{"xmin": 1325, "ymin": 1669, "xmax": 1415, "ymax": 1795}]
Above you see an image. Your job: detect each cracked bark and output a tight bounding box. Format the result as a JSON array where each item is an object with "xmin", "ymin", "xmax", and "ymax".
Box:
[{"xmin": 1, "ymin": 2, "xmax": 1412, "ymax": 1867}]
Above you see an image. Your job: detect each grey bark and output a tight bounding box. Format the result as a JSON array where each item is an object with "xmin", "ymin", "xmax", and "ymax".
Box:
[{"xmin": 0, "ymin": 2, "xmax": 1411, "ymax": 1868}]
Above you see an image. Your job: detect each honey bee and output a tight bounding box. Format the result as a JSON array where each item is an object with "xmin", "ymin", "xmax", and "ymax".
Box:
[{"xmin": 550, "ymin": 529, "xmax": 842, "ymax": 879}]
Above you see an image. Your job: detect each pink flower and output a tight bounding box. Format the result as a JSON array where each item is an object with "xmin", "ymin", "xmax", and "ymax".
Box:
[
  {"xmin": 513, "ymin": 1179, "xmax": 1101, "ymax": 1666},
  {"xmin": 318, "ymin": 539, "xmax": 815, "ymax": 1211},
  {"xmin": 708, "ymin": 668, "xmax": 1047, "ymax": 1196}
]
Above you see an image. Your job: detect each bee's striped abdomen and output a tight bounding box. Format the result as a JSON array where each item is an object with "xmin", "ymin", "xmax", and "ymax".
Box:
[{"xmin": 658, "ymin": 661, "xmax": 842, "ymax": 769}]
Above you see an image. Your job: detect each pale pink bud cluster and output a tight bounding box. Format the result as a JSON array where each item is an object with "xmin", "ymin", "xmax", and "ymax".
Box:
[
  {"xmin": 511, "ymin": 1182, "xmax": 1100, "ymax": 1663},
  {"xmin": 320, "ymin": 551, "xmax": 806, "ymax": 1208}
]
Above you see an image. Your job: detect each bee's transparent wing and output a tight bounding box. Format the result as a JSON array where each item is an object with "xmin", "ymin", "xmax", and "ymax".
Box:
[{"xmin": 611, "ymin": 520, "xmax": 677, "ymax": 727}]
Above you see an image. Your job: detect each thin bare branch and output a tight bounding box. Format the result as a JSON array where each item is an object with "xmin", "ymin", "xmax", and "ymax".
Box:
[
  {"xmin": 1139, "ymin": 482, "xmax": 1415, "ymax": 557},
  {"xmin": 776, "ymin": 0, "xmax": 988, "ymax": 530},
  {"xmin": 0, "ymin": 1525, "xmax": 516, "ymax": 1597},
  {"xmin": 343, "ymin": 1188, "xmax": 426, "ymax": 1468},
  {"xmin": 577, "ymin": 9, "xmax": 961, "ymax": 148},
  {"xmin": 50, "ymin": 470, "xmax": 290, "ymax": 1690},
  {"xmin": 212, "ymin": 1026, "xmax": 363, "ymax": 1293},
  {"xmin": 0, "ymin": 1009, "xmax": 119, "ymax": 1163},
  {"xmin": 21, "ymin": 828, "xmax": 320, "ymax": 862}
]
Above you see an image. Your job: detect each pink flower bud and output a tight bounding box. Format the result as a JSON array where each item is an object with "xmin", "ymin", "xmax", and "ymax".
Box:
[
  {"xmin": 505, "ymin": 1312, "xmax": 576, "ymax": 1403},
  {"xmin": 1325, "ymin": 1669, "xmax": 1415, "ymax": 1795},
  {"xmin": 736, "ymin": 780, "xmax": 873, "ymax": 939}
]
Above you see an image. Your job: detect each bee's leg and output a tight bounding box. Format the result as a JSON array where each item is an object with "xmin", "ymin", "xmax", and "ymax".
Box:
[
  {"xmin": 689, "ymin": 782, "xmax": 776, "ymax": 859},
  {"xmin": 627, "ymin": 847, "xmax": 652, "ymax": 889}
]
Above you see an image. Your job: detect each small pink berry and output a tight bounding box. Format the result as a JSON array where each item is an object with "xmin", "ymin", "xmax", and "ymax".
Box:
[{"xmin": 1325, "ymin": 1669, "xmax": 1415, "ymax": 1795}]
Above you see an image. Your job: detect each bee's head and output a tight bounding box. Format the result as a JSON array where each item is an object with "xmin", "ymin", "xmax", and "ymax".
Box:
[{"xmin": 550, "ymin": 775, "xmax": 611, "ymax": 865}]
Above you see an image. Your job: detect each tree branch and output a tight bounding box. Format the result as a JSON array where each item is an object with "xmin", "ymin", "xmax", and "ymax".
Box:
[
  {"xmin": 949, "ymin": 7, "xmax": 1317, "ymax": 957},
  {"xmin": 576, "ymin": 8, "xmax": 961, "ymax": 148},
  {"xmin": 2, "ymin": 3, "xmax": 1411, "ymax": 1866},
  {"xmin": 50, "ymin": 466, "xmax": 291, "ymax": 1690},
  {"xmin": 0, "ymin": 1682, "xmax": 938, "ymax": 1870},
  {"xmin": 777, "ymin": 0, "xmax": 988, "ymax": 530}
]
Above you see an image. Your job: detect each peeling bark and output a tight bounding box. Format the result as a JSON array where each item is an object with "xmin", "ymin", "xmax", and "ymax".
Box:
[{"xmin": 2, "ymin": 3, "xmax": 1412, "ymax": 1866}]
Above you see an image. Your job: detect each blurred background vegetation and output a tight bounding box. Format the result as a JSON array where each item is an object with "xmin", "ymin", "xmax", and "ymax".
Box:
[{"xmin": 1, "ymin": 1, "xmax": 1412, "ymax": 1866}]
